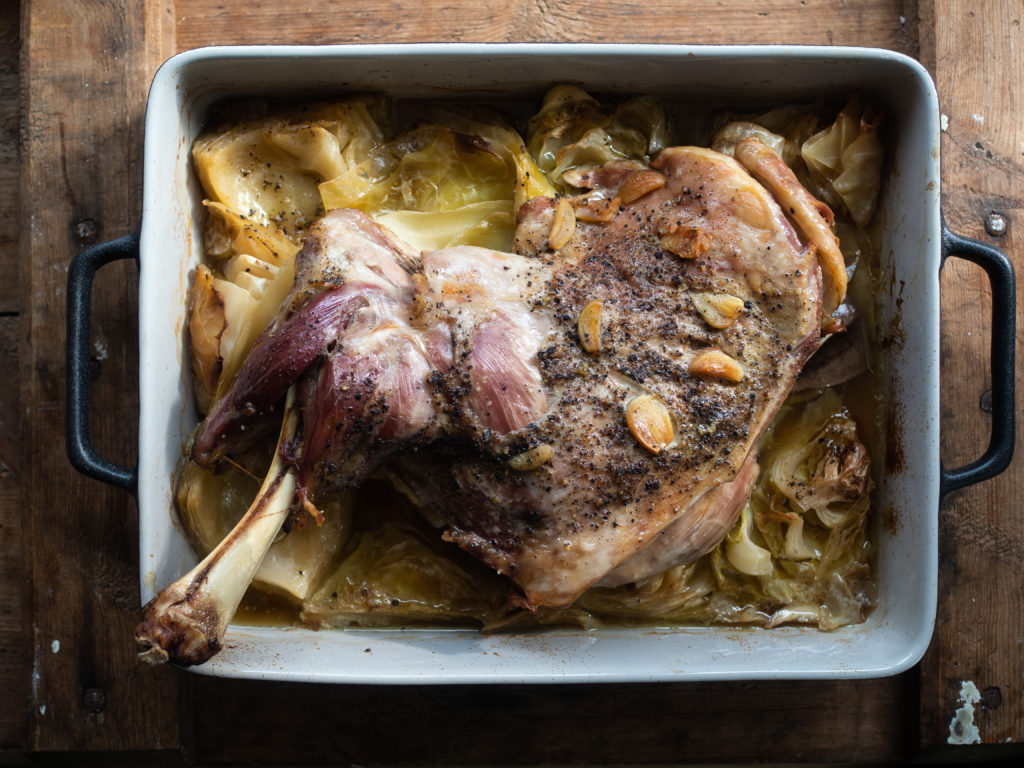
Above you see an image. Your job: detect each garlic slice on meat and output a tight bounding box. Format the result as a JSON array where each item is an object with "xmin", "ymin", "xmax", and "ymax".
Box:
[
  {"xmin": 618, "ymin": 169, "xmax": 666, "ymax": 204},
  {"xmin": 692, "ymin": 292, "xmax": 745, "ymax": 330},
  {"xmin": 577, "ymin": 300, "xmax": 604, "ymax": 354},
  {"xmin": 660, "ymin": 227, "xmax": 710, "ymax": 260},
  {"xmin": 626, "ymin": 394, "xmax": 675, "ymax": 455},
  {"xmin": 508, "ymin": 444, "xmax": 553, "ymax": 471},
  {"xmin": 548, "ymin": 197, "xmax": 577, "ymax": 250},
  {"xmin": 572, "ymin": 196, "xmax": 619, "ymax": 222},
  {"xmin": 689, "ymin": 349, "xmax": 744, "ymax": 382}
]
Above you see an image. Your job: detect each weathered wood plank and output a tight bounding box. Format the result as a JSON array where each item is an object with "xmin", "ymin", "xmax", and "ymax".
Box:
[
  {"xmin": 0, "ymin": 314, "xmax": 26, "ymax": 755},
  {"xmin": 174, "ymin": 0, "xmax": 919, "ymax": 54},
  {"xmin": 20, "ymin": 0, "xmax": 181, "ymax": 754},
  {"xmin": 0, "ymin": 3, "xmax": 25, "ymax": 758},
  {"xmin": 0, "ymin": 2, "xmax": 18, "ymax": 315},
  {"xmin": 918, "ymin": 0, "xmax": 1024, "ymax": 758},
  {"xmin": 189, "ymin": 677, "xmax": 909, "ymax": 765}
]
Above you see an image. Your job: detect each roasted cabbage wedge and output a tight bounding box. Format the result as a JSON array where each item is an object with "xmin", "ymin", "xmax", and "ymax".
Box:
[
  {"xmin": 526, "ymin": 84, "xmax": 669, "ymax": 189},
  {"xmin": 193, "ymin": 97, "xmax": 388, "ymax": 239},
  {"xmin": 726, "ymin": 389, "xmax": 874, "ymax": 629},
  {"xmin": 176, "ymin": 458, "xmax": 353, "ymax": 602},
  {"xmin": 189, "ymin": 204, "xmax": 300, "ymax": 412},
  {"xmin": 801, "ymin": 95, "xmax": 885, "ymax": 228},
  {"xmin": 322, "ymin": 115, "xmax": 552, "ymax": 251},
  {"xmin": 301, "ymin": 487, "xmax": 510, "ymax": 628}
]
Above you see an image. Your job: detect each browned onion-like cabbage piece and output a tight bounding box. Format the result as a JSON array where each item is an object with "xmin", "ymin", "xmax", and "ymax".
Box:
[{"xmin": 187, "ymin": 264, "xmax": 226, "ymax": 415}]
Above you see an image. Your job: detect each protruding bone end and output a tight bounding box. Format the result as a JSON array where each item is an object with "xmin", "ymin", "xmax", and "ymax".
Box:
[{"xmin": 135, "ymin": 595, "xmax": 224, "ymax": 667}]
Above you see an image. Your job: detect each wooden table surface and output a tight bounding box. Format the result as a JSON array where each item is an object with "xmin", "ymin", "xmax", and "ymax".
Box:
[{"xmin": 3, "ymin": 0, "xmax": 1022, "ymax": 764}]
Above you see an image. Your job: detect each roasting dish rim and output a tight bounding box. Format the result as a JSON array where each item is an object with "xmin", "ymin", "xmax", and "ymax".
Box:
[{"xmin": 135, "ymin": 43, "xmax": 942, "ymax": 682}]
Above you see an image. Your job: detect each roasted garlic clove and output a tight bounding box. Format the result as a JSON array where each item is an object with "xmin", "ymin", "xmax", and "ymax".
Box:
[
  {"xmin": 692, "ymin": 292, "xmax": 746, "ymax": 329},
  {"xmin": 618, "ymin": 169, "xmax": 667, "ymax": 204},
  {"xmin": 548, "ymin": 197, "xmax": 577, "ymax": 250},
  {"xmin": 689, "ymin": 349, "xmax": 744, "ymax": 382},
  {"xmin": 577, "ymin": 300, "xmax": 604, "ymax": 353},
  {"xmin": 626, "ymin": 394, "xmax": 675, "ymax": 454},
  {"xmin": 508, "ymin": 443, "xmax": 554, "ymax": 471},
  {"xmin": 572, "ymin": 196, "xmax": 620, "ymax": 222}
]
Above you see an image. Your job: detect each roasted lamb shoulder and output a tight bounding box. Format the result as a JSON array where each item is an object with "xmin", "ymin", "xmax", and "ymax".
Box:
[{"xmin": 190, "ymin": 142, "xmax": 836, "ymax": 610}]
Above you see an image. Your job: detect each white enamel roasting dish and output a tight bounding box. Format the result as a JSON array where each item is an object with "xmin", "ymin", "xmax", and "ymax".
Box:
[{"xmin": 67, "ymin": 44, "xmax": 1016, "ymax": 683}]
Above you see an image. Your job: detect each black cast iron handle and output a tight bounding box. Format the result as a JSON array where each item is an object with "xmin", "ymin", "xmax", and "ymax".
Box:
[
  {"xmin": 939, "ymin": 226, "xmax": 1016, "ymax": 497},
  {"xmin": 66, "ymin": 232, "xmax": 140, "ymax": 496}
]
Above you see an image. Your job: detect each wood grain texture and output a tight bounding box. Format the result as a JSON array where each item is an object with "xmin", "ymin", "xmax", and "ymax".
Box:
[
  {"xmin": 918, "ymin": 0, "xmax": 1024, "ymax": 757},
  {"xmin": 0, "ymin": 4, "xmax": 25, "ymax": 758},
  {"xmin": 174, "ymin": 0, "xmax": 920, "ymax": 53},
  {"xmin": 0, "ymin": 3, "xmax": 18, "ymax": 314},
  {"xmin": 20, "ymin": 0, "xmax": 182, "ymax": 755},
  {"xmin": 8, "ymin": 0, "xmax": 1023, "ymax": 762},
  {"xmin": 187, "ymin": 677, "xmax": 909, "ymax": 765},
  {"xmin": 0, "ymin": 314, "xmax": 26, "ymax": 755}
]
